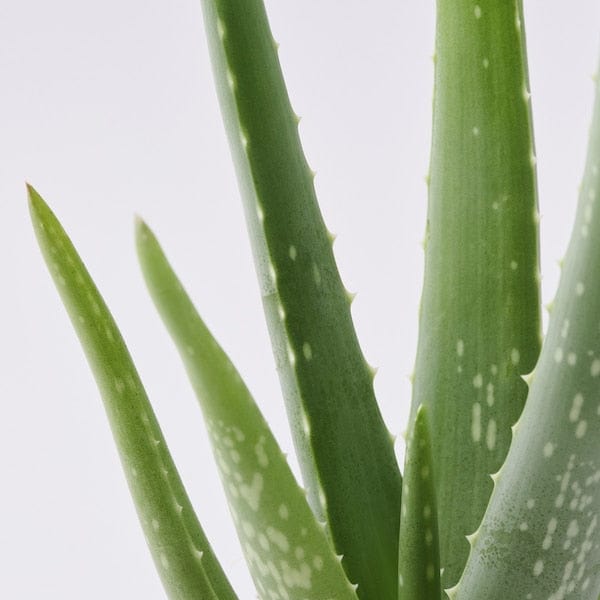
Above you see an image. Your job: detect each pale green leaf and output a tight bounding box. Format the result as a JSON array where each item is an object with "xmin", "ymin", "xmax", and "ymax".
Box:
[
  {"xmin": 451, "ymin": 58, "xmax": 600, "ymax": 600},
  {"xmin": 136, "ymin": 218, "xmax": 360, "ymax": 600},
  {"xmin": 28, "ymin": 186, "xmax": 236, "ymax": 600}
]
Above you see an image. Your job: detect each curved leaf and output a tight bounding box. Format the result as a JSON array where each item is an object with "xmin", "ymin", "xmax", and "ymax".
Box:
[
  {"xmin": 136, "ymin": 218, "xmax": 359, "ymax": 600},
  {"xmin": 28, "ymin": 186, "xmax": 236, "ymax": 600}
]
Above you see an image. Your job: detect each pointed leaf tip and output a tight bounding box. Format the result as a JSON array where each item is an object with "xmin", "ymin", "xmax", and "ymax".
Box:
[
  {"xmin": 133, "ymin": 213, "xmax": 145, "ymax": 232},
  {"xmin": 134, "ymin": 215, "xmax": 154, "ymax": 245},
  {"xmin": 26, "ymin": 183, "xmax": 44, "ymax": 214}
]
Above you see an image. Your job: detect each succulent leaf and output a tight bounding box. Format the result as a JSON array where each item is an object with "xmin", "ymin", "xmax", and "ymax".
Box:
[
  {"xmin": 28, "ymin": 187, "xmax": 236, "ymax": 600},
  {"xmin": 135, "ymin": 219, "xmax": 359, "ymax": 600},
  {"xmin": 411, "ymin": 1, "xmax": 542, "ymax": 588},
  {"xmin": 398, "ymin": 405, "xmax": 441, "ymax": 600},
  {"xmin": 198, "ymin": 0, "xmax": 402, "ymax": 597},
  {"xmin": 452, "ymin": 59, "xmax": 600, "ymax": 600}
]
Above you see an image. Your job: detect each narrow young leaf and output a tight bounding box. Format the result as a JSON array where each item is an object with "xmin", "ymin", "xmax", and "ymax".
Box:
[
  {"xmin": 28, "ymin": 186, "xmax": 236, "ymax": 600},
  {"xmin": 411, "ymin": 1, "xmax": 541, "ymax": 588},
  {"xmin": 136, "ymin": 219, "xmax": 359, "ymax": 600},
  {"xmin": 452, "ymin": 61, "xmax": 600, "ymax": 600},
  {"xmin": 398, "ymin": 405, "xmax": 441, "ymax": 600},
  {"xmin": 198, "ymin": 1, "xmax": 402, "ymax": 597}
]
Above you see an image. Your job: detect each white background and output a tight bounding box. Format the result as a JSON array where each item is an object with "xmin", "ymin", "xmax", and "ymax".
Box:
[{"xmin": 1, "ymin": 1, "xmax": 599, "ymax": 598}]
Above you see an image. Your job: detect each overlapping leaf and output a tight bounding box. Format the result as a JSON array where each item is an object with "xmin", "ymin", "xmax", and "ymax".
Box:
[
  {"xmin": 411, "ymin": 1, "xmax": 541, "ymax": 589},
  {"xmin": 198, "ymin": 1, "xmax": 402, "ymax": 597},
  {"xmin": 398, "ymin": 405, "xmax": 441, "ymax": 600},
  {"xmin": 452, "ymin": 57, "xmax": 600, "ymax": 600},
  {"xmin": 136, "ymin": 219, "xmax": 359, "ymax": 600}
]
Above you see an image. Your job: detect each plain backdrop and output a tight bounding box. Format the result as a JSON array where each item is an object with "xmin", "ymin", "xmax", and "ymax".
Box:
[{"xmin": 1, "ymin": 1, "xmax": 599, "ymax": 598}]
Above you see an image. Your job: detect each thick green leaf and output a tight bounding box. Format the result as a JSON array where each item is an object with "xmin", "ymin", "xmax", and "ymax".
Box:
[
  {"xmin": 451, "ymin": 60, "xmax": 600, "ymax": 600},
  {"xmin": 198, "ymin": 1, "xmax": 402, "ymax": 597},
  {"xmin": 411, "ymin": 1, "xmax": 541, "ymax": 589},
  {"xmin": 398, "ymin": 405, "xmax": 441, "ymax": 600},
  {"xmin": 136, "ymin": 219, "xmax": 359, "ymax": 600},
  {"xmin": 28, "ymin": 186, "xmax": 236, "ymax": 600}
]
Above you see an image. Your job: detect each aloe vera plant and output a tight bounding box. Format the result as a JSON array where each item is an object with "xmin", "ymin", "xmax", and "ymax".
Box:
[{"xmin": 25, "ymin": 1, "xmax": 600, "ymax": 599}]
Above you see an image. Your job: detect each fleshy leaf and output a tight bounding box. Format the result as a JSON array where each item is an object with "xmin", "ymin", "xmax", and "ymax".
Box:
[
  {"xmin": 198, "ymin": 1, "xmax": 402, "ymax": 597},
  {"xmin": 136, "ymin": 218, "xmax": 360, "ymax": 600},
  {"xmin": 411, "ymin": 1, "xmax": 541, "ymax": 589},
  {"xmin": 28, "ymin": 186, "xmax": 236, "ymax": 600},
  {"xmin": 451, "ymin": 58, "xmax": 600, "ymax": 600},
  {"xmin": 398, "ymin": 405, "xmax": 441, "ymax": 600}
]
